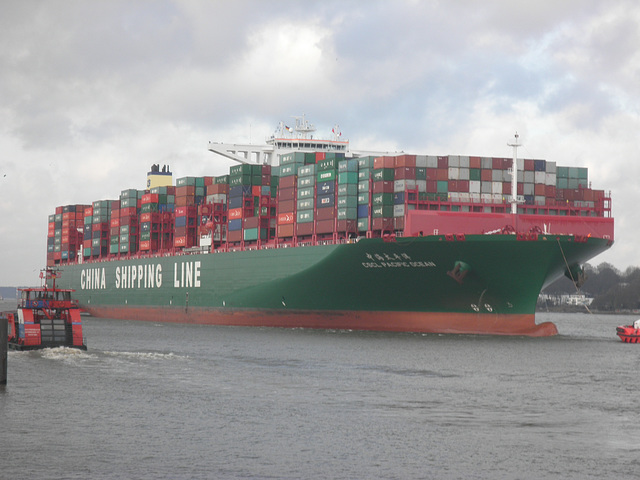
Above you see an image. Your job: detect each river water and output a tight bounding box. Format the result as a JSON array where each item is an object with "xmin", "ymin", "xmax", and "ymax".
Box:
[{"xmin": 2, "ymin": 303, "xmax": 639, "ymax": 479}]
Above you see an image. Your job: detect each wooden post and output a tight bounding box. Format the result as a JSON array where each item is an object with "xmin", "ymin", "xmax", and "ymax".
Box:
[{"xmin": 0, "ymin": 317, "xmax": 7, "ymax": 385}]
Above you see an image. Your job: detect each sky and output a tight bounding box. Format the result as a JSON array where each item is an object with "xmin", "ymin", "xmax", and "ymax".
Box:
[{"xmin": 1, "ymin": 0, "xmax": 638, "ymax": 286}]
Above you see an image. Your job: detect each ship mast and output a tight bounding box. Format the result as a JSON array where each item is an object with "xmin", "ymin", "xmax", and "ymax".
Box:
[{"xmin": 507, "ymin": 132, "xmax": 521, "ymax": 215}]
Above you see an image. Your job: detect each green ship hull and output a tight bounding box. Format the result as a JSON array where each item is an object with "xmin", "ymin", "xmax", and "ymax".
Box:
[{"xmin": 51, "ymin": 234, "xmax": 612, "ymax": 336}]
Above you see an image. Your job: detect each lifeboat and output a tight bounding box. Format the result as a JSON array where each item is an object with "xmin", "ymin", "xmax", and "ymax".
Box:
[{"xmin": 616, "ymin": 320, "xmax": 640, "ymax": 343}]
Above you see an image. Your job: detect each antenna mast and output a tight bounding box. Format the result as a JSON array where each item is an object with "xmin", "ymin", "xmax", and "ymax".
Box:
[{"xmin": 507, "ymin": 132, "xmax": 522, "ymax": 215}]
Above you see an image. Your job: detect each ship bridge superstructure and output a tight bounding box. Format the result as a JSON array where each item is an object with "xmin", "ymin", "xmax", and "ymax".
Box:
[{"xmin": 208, "ymin": 115, "xmax": 349, "ymax": 166}]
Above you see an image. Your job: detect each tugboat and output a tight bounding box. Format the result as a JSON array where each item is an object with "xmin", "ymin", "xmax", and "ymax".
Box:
[
  {"xmin": 1, "ymin": 268, "xmax": 87, "ymax": 351},
  {"xmin": 616, "ymin": 319, "xmax": 640, "ymax": 343}
]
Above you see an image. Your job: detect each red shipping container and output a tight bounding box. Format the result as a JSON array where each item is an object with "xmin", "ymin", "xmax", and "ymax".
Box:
[
  {"xmin": 56, "ymin": 206, "xmax": 63, "ymax": 214},
  {"xmin": 469, "ymin": 156, "xmax": 481, "ymax": 169},
  {"xmin": 140, "ymin": 240, "xmax": 151, "ymax": 250},
  {"xmin": 426, "ymin": 168, "xmax": 437, "ymax": 180},
  {"xmin": 448, "ymin": 180, "xmax": 458, "ymax": 192},
  {"xmin": 227, "ymin": 230, "xmax": 242, "ymax": 242},
  {"xmin": 228, "ymin": 208, "xmax": 244, "ymax": 220},
  {"xmin": 316, "ymin": 208, "xmax": 335, "ymax": 221},
  {"xmin": 279, "ymin": 176, "xmax": 297, "ymax": 189},
  {"xmin": 278, "ymin": 200, "xmax": 295, "ymax": 213},
  {"xmin": 243, "ymin": 217, "xmax": 259, "ymax": 229},
  {"xmin": 277, "ymin": 212, "xmax": 295, "ymax": 225},
  {"xmin": 175, "ymin": 206, "xmax": 196, "ymax": 217},
  {"xmin": 277, "ymin": 187, "xmax": 296, "ymax": 202},
  {"xmin": 395, "ymin": 167, "xmax": 416, "ymax": 180},
  {"xmin": 315, "ymin": 152, "xmax": 325, "ymax": 162},
  {"xmin": 373, "ymin": 156, "xmax": 395, "ymax": 169},
  {"xmin": 534, "ymin": 184, "xmax": 546, "ymax": 196},
  {"xmin": 436, "ymin": 169, "xmax": 448, "ymax": 181},
  {"xmin": 62, "ymin": 212, "xmax": 72, "ymax": 220},
  {"xmin": 492, "ymin": 158, "xmax": 503, "ymax": 169},
  {"xmin": 545, "ymin": 185, "xmax": 556, "ymax": 198},
  {"xmin": 296, "ymin": 222, "xmax": 314, "ymax": 236},
  {"xmin": 142, "ymin": 193, "xmax": 159, "ymax": 204},
  {"xmin": 252, "ymin": 185, "xmax": 262, "ymax": 196},
  {"xmin": 277, "ymin": 224, "xmax": 295, "ymax": 238},
  {"xmin": 336, "ymin": 220, "xmax": 357, "ymax": 233},
  {"xmin": 207, "ymin": 183, "xmax": 229, "ymax": 195},
  {"xmin": 261, "ymin": 173, "xmax": 271, "ymax": 185},
  {"xmin": 437, "ymin": 156, "xmax": 448, "ymax": 169},
  {"xmin": 502, "ymin": 183, "xmax": 511, "ymax": 195},
  {"xmin": 110, "ymin": 217, "xmax": 120, "ymax": 227},
  {"xmin": 140, "ymin": 212, "xmax": 152, "ymax": 223},
  {"xmin": 83, "ymin": 240, "xmax": 92, "ymax": 248},
  {"xmin": 315, "ymin": 219, "xmax": 335, "ymax": 234},
  {"xmin": 176, "ymin": 185, "xmax": 196, "ymax": 197},
  {"xmin": 372, "ymin": 181, "xmax": 394, "ymax": 194},
  {"xmin": 395, "ymin": 155, "xmax": 417, "ymax": 168},
  {"xmin": 203, "ymin": 176, "xmax": 214, "ymax": 186},
  {"xmin": 394, "ymin": 217, "xmax": 405, "ymax": 231},
  {"xmin": 110, "ymin": 227, "xmax": 119, "ymax": 236},
  {"xmin": 457, "ymin": 180, "xmax": 469, "ymax": 192},
  {"xmin": 372, "ymin": 217, "xmax": 394, "ymax": 231},
  {"xmin": 84, "ymin": 207, "xmax": 93, "ymax": 217},
  {"xmin": 426, "ymin": 180, "xmax": 437, "ymax": 193},
  {"xmin": 524, "ymin": 159, "xmax": 534, "ymax": 171},
  {"xmin": 174, "ymin": 236, "xmax": 187, "ymax": 247},
  {"xmin": 120, "ymin": 207, "xmax": 136, "ymax": 217},
  {"xmin": 481, "ymin": 170, "xmax": 493, "ymax": 181}
]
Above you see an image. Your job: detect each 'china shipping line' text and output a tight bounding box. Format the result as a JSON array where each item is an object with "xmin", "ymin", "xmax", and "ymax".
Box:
[{"xmin": 80, "ymin": 261, "xmax": 201, "ymax": 290}]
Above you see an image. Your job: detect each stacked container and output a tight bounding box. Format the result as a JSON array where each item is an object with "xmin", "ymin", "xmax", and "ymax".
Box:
[
  {"xmin": 296, "ymin": 164, "xmax": 316, "ymax": 237},
  {"xmin": 336, "ymin": 158, "xmax": 358, "ymax": 235},
  {"xmin": 119, "ymin": 189, "xmax": 141, "ymax": 255},
  {"xmin": 371, "ymin": 156, "xmax": 395, "ymax": 232}
]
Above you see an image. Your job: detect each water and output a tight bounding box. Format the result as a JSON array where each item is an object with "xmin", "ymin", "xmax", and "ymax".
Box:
[{"xmin": 2, "ymin": 304, "xmax": 640, "ymax": 479}]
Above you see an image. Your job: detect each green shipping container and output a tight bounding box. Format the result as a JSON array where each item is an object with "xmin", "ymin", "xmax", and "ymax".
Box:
[
  {"xmin": 358, "ymin": 168, "xmax": 371, "ymax": 180},
  {"xmin": 280, "ymin": 164, "xmax": 299, "ymax": 177},
  {"xmin": 372, "ymin": 168, "xmax": 395, "ymax": 182},
  {"xmin": 357, "ymin": 156, "xmax": 375, "ymax": 169},
  {"xmin": 83, "ymin": 248, "xmax": 92, "ymax": 257},
  {"xmin": 338, "ymin": 159, "xmax": 358, "ymax": 172},
  {"xmin": 337, "ymin": 207, "xmax": 357, "ymax": 220},
  {"xmin": 337, "ymin": 195, "xmax": 358, "ymax": 209},
  {"xmin": 469, "ymin": 168, "xmax": 481, "ymax": 181},
  {"xmin": 230, "ymin": 164, "xmax": 252, "ymax": 176},
  {"xmin": 358, "ymin": 180, "xmax": 370, "ymax": 193},
  {"xmin": 372, "ymin": 193, "xmax": 394, "ymax": 206},
  {"xmin": 318, "ymin": 158, "xmax": 338, "ymax": 171},
  {"xmin": 176, "ymin": 177, "xmax": 197, "ymax": 187},
  {"xmin": 557, "ymin": 167, "xmax": 569, "ymax": 178},
  {"xmin": 298, "ymin": 164, "xmax": 316, "ymax": 177},
  {"xmin": 215, "ymin": 175, "xmax": 230, "ymax": 184},
  {"xmin": 357, "ymin": 218, "xmax": 370, "ymax": 231},
  {"xmin": 317, "ymin": 170, "xmax": 336, "ymax": 182},
  {"xmin": 297, "ymin": 187, "xmax": 314, "ymax": 199},
  {"xmin": 297, "ymin": 210, "xmax": 314, "ymax": 223},
  {"xmin": 372, "ymin": 205, "xmax": 394, "ymax": 218},
  {"xmin": 110, "ymin": 244, "xmax": 119, "ymax": 254},
  {"xmin": 243, "ymin": 228, "xmax": 268, "ymax": 241},
  {"xmin": 338, "ymin": 172, "xmax": 358, "ymax": 184},
  {"xmin": 437, "ymin": 181, "xmax": 448, "ymax": 193},
  {"xmin": 297, "ymin": 198, "xmax": 315, "ymax": 210},
  {"xmin": 416, "ymin": 168, "xmax": 427, "ymax": 180},
  {"xmin": 119, "ymin": 243, "xmax": 129, "ymax": 253},
  {"xmin": 337, "ymin": 184, "xmax": 358, "ymax": 196},
  {"xmin": 357, "ymin": 193, "xmax": 369, "ymax": 205}
]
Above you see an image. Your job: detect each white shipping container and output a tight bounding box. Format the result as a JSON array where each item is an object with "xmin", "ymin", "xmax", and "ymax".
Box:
[
  {"xmin": 470, "ymin": 193, "xmax": 481, "ymax": 202},
  {"xmin": 545, "ymin": 173, "xmax": 556, "ymax": 186},
  {"xmin": 393, "ymin": 204, "xmax": 406, "ymax": 217},
  {"xmin": 448, "ymin": 155, "xmax": 460, "ymax": 167},
  {"xmin": 481, "ymin": 181, "xmax": 492, "ymax": 194},
  {"xmin": 459, "ymin": 156, "xmax": 470, "ymax": 168},
  {"xmin": 546, "ymin": 161, "xmax": 556, "ymax": 173},
  {"xmin": 492, "ymin": 194, "xmax": 504, "ymax": 204},
  {"xmin": 469, "ymin": 180, "xmax": 481, "ymax": 193},
  {"xmin": 492, "ymin": 169, "xmax": 503, "ymax": 182},
  {"xmin": 394, "ymin": 179, "xmax": 416, "ymax": 192},
  {"xmin": 517, "ymin": 171, "xmax": 524, "ymax": 182},
  {"xmin": 449, "ymin": 192, "xmax": 460, "ymax": 202},
  {"xmin": 458, "ymin": 168, "xmax": 470, "ymax": 180},
  {"xmin": 416, "ymin": 155, "xmax": 428, "ymax": 168},
  {"xmin": 534, "ymin": 171, "xmax": 546, "ymax": 184},
  {"xmin": 458, "ymin": 192, "xmax": 470, "ymax": 202},
  {"xmin": 502, "ymin": 169, "xmax": 512, "ymax": 182},
  {"xmin": 481, "ymin": 157, "xmax": 492, "ymax": 169},
  {"xmin": 523, "ymin": 171, "xmax": 535, "ymax": 184},
  {"xmin": 481, "ymin": 193, "xmax": 493, "ymax": 203},
  {"xmin": 426, "ymin": 156, "xmax": 438, "ymax": 168},
  {"xmin": 523, "ymin": 183, "xmax": 534, "ymax": 195},
  {"xmin": 492, "ymin": 182, "xmax": 503, "ymax": 194},
  {"xmin": 448, "ymin": 167, "xmax": 459, "ymax": 180},
  {"xmin": 535, "ymin": 196, "xmax": 546, "ymax": 205},
  {"xmin": 416, "ymin": 180, "xmax": 427, "ymax": 192}
]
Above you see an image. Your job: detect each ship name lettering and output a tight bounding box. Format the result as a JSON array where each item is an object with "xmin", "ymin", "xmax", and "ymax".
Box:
[
  {"xmin": 115, "ymin": 263, "xmax": 163, "ymax": 289},
  {"xmin": 173, "ymin": 261, "xmax": 201, "ymax": 288},
  {"xmin": 80, "ymin": 267, "xmax": 106, "ymax": 290}
]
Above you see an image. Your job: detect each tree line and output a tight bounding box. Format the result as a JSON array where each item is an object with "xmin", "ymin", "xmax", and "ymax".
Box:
[{"xmin": 541, "ymin": 263, "xmax": 640, "ymax": 312}]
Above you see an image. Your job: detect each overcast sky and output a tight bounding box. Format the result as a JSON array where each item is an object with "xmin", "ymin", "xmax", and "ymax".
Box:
[{"xmin": 1, "ymin": 0, "xmax": 638, "ymax": 286}]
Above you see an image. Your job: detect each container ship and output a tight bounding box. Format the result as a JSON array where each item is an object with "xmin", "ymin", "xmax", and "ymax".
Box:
[{"xmin": 45, "ymin": 117, "xmax": 614, "ymax": 336}]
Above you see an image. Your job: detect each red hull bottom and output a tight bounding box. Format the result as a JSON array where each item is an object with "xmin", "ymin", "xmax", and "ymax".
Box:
[{"xmin": 84, "ymin": 306, "xmax": 558, "ymax": 337}]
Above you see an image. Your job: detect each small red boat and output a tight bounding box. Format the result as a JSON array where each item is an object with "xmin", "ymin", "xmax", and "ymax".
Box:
[
  {"xmin": 616, "ymin": 320, "xmax": 640, "ymax": 343},
  {"xmin": 1, "ymin": 268, "xmax": 87, "ymax": 351}
]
